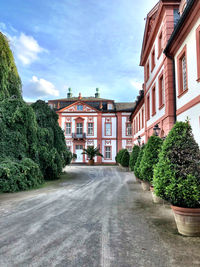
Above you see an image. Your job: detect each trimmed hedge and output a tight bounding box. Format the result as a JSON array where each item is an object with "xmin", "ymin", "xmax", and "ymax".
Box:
[
  {"xmin": 121, "ymin": 149, "xmax": 130, "ymax": 167},
  {"xmin": 129, "ymin": 145, "xmax": 140, "ymax": 171},
  {"xmin": 140, "ymin": 136, "xmax": 163, "ymax": 183},
  {"xmin": 134, "ymin": 145, "xmax": 145, "ymax": 179},
  {"xmin": 116, "ymin": 149, "xmax": 126, "ymax": 164},
  {"xmin": 153, "ymin": 121, "xmax": 200, "ymax": 208}
]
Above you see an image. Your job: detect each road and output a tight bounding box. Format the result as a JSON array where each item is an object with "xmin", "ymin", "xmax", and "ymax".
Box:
[{"xmin": 0, "ymin": 166, "xmax": 200, "ymax": 267}]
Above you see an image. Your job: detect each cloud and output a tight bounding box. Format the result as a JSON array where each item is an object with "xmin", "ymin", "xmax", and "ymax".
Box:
[
  {"xmin": 130, "ymin": 79, "xmax": 143, "ymax": 91},
  {"xmin": 23, "ymin": 76, "xmax": 59, "ymax": 99},
  {"xmin": 10, "ymin": 33, "xmax": 46, "ymax": 65},
  {"xmin": 0, "ymin": 22, "xmax": 7, "ymax": 30}
]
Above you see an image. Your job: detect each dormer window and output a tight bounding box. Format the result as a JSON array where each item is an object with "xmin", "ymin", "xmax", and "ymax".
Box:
[
  {"xmin": 179, "ymin": 0, "xmax": 187, "ymax": 16},
  {"xmin": 77, "ymin": 105, "xmax": 83, "ymax": 111}
]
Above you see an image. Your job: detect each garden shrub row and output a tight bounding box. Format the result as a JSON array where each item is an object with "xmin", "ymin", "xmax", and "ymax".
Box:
[
  {"xmin": 0, "ymin": 33, "xmax": 72, "ymax": 192},
  {"xmin": 116, "ymin": 149, "xmax": 130, "ymax": 167}
]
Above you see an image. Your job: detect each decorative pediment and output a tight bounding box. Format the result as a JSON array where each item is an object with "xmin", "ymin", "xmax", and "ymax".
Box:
[{"xmin": 58, "ymin": 101, "xmax": 99, "ymax": 113}]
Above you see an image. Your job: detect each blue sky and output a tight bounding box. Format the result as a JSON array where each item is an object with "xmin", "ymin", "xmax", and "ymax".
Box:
[{"xmin": 0, "ymin": 0, "xmax": 158, "ymax": 102}]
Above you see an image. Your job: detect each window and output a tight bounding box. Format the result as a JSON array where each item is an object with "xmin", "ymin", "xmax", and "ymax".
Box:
[
  {"xmin": 146, "ymin": 61, "xmax": 150, "ymax": 81},
  {"xmin": 105, "ymin": 146, "xmax": 111, "ymax": 159},
  {"xmin": 77, "ymin": 105, "xmax": 83, "ymax": 111},
  {"xmin": 126, "ymin": 123, "xmax": 132, "ymax": 136},
  {"xmin": 66, "ymin": 123, "xmax": 71, "ymax": 135},
  {"xmin": 147, "ymin": 95, "xmax": 150, "ymax": 120},
  {"xmin": 158, "ymin": 30, "xmax": 163, "ymax": 58},
  {"xmin": 151, "ymin": 48, "xmax": 155, "ymax": 72},
  {"xmin": 142, "ymin": 109, "xmax": 144, "ymax": 128},
  {"xmin": 159, "ymin": 73, "xmax": 164, "ymax": 108},
  {"xmin": 136, "ymin": 117, "xmax": 138, "ymax": 133},
  {"xmin": 66, "ymin": 146, "xmax": 71, "ymax": 151},
  {"xmin": 152, "ymin": 86, "xmax": 156, "ymax": 115},
  {"xmin": 76, "ymin": 145, "xmax": 83, "ymax": 150},
  {"xmin": 139, "ymin": 113, "xmax": 141, "ymax": 131},
  {"xmin": 196, "ymin": 25, "xmax": 200, "ymax": 81},
  {"xmin": 134, "ymin": 120, "xmax": 136, "ymax": 134},
  {"xmin": 88, "ymin": 123, "xmax": 93, "ymax": 135},
  {"xmin": 76, "ymin": 123, "xmax": 83, "ymax": 134},
  {"xmin": 177, "ymin": 45, "xmax": 188, "ymax": 96},
  {"xmin": 105, "ymin": 123, "xmax": 111, "ymax": 136}
]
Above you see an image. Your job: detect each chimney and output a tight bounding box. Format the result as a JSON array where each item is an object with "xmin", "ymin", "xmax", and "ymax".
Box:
[
  {"xmin": 67, "ymin": 88, "xmax": 72, "ymax": 98},
  {"xmin": 95, "ymin": 88, "xmax": 100, "ymax": 98},
  {"xmin": 78, "ymin": 92, "xmax": 82, "ymax": 99}
]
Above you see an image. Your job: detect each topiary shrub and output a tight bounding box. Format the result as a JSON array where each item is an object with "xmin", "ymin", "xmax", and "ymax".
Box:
[
  {"xmin": 134, "ymin": 145, "xmax": 145, "ymax": 179},
  {"xmin": 116, "ymin": 149, "xmax": 126, "ymax": 164},
  {"xmin": 121, "ymin": 149, "xmax": 130, "ymax": 167},
  {"xmin": 153, "ymin": 121, "xmax": 200, "ymax": 208},
  {"xmin": 140, "ymin": 136, "xmax": 163, "ymax": 184},
  {"xmin": 0, "ymin": 158, "xmax": 43, "ymax": 192},
  {"xmin": 129, "ymin": 145, "xmax": 140, "ymax": 171}
]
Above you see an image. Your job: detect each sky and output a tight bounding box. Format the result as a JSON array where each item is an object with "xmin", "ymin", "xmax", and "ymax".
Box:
[{"xmin": 0, "ymin": 0, "xmax": 158, "ymax": 102}]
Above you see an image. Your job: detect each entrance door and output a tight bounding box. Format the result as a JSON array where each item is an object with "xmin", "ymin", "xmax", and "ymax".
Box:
[{"xmin": 75, "ymin": 145, "xmax": 83, "ymax": 162}]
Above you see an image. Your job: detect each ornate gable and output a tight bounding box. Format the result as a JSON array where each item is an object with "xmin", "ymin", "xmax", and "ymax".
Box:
[{"xmin": 58, "ymin": 101, "xmax": 99, "ymax": 113}]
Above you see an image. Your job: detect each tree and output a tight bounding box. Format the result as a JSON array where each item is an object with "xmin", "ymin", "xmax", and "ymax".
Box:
[
  {"xmin": 134, "ymin": 145, "xmax": 145, "ymax": 179},
  {"xmin": 121, "ymin": 149, "xmax": 130, "ymax": 167},
  {"xmin": 140, "ymin": 136, "xmax": 163, "ymax": 184},
  {"xmin": 129, "ymin": 145, "xmax": 140, "ymax": 171},
  {"xmin": 153, "ymin": 121, "xmax": 200, "ymax": 208},
  {"xmin": 0, "ymin": 33, "xmax": 22, "ymax": 100}
]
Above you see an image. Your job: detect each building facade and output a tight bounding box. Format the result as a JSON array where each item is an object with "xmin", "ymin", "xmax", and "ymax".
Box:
[
  {"xmin": 48, "ymin": 89, "xmax": 135, "ymax": 163},
  {"xmin": 131, "ymin": 0, "xmax": 200, "ymax": 147}
]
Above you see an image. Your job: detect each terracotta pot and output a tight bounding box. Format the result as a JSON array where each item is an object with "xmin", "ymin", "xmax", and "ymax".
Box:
[
  {"xmin": 88, "ymin": 159, "xmax": 94, "ymax": 165},
  {"xmin": 150, "ymin": 186, "xmax": 163, "ymax": 204},
  {"xmin": 171, "ymin": 205, "xmax": 200, "ymax": 236},
  {"xmin": 141, "ymin": 181, "xmax": 150, "ymax": 191}
]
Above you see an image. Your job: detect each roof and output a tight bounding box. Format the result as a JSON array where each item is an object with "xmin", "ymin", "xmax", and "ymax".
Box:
[
  {"xmin": 48, "ymin": 97, "xmax": 114, "ymax": 102},
  {"xmin": 115, "ymin": 102, "xmax": 136, "ymax": 112},
  {"xmin": 130, "ymin": 90, "xmax": 144, "ymax": 121},
  {"xmin": 164, "ymin": 0, "xmax": 196, "ymax": 55}
]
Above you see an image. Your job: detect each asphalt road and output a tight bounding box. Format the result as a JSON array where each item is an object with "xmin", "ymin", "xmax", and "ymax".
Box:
[{"xmin": 0, "ymin": 166, "xmax": 200, "ymax": 267}]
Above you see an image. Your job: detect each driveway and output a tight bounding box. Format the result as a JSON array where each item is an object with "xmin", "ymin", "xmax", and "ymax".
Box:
[{"xmin": 0, "ymin": 166, "xmax": 199, "ymax": 267}]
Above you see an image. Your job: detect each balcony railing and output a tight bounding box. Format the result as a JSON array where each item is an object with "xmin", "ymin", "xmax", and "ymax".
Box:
[{"xmin": 72, "ymin": 133, "xmax": 86, "ymax": 140}]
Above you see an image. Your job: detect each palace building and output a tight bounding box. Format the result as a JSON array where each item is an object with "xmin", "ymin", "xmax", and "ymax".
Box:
[
  {"xmin": 131, "ymin": 0, "xmax": 200, "ymax": 147},
  {"xmin": 48, "ymin": 88, "xmax": 135, "ymax": 163}
]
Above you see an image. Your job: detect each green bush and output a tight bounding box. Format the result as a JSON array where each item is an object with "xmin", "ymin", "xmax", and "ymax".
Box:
[
  {"xmin": 116, "ymin": 149, "xmax": 126, "ymax": 164},
  {"xmin": 129, "ymin": 145, "xmax": 140, "ymax": 171},
  {"xmin": 140, "ymin": 136, "xmax": 163, "ymax": 183},
  {"xmin": 153, "ymin": 121, "xmax": 200, "ymax": 208},
  {"xmin": 134, "ymin": 145, "xmax": 145, "ymax": 179},
  {"xmin": 0, "ymin": 158, "xmax": 43, "ymax": 192},
  {"xmin": 121, "ymin": 149, "xmax": 130, "ymax": 167}
]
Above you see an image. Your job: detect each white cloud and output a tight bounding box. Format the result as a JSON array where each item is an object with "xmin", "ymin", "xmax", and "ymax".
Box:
[
  {"xmin": 23, "ymin": 76, "xmax": 59, "ymax": 99},
  {"xmin": 130, "ymin": 79, "xmax": 143, "ymax": 91},
  {"xmin": 10, "ymin": 33, "xmax": 46, "ymax": 65},
  {"xmin": 0, "ymin": 22, "xmax": 7, "ymax": 31}
]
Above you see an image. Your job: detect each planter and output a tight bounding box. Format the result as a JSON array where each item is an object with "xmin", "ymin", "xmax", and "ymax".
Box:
[
  {"xmin": 171, "ymin": 205, "xmax": 200, "ymax": 236},
  {"xmin": 88, "ymin": 159, "xmax": 94, "ymax": 166},
  {"xmin": 135, "ymin": 177, "xmax": 141, "ymax": 183},
  {"xmin": 150, "ymin": 186, "xmax": 163, "ymax": 204},
  {"xmin": 141, "ymin": 181, "xmax": 150, "ymax": 191},
  {"xmin": 119, "ymin": 163, "xmax": 129, "ymax": 172}
]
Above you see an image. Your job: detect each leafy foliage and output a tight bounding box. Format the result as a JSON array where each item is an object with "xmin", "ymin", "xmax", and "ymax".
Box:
[
  {"xmin": 82, "ymin": 146, "xmax": 103, "ymax": 160},
  {"xmin": 0, "ymin": 33, "xmax": 22, "ymax": 100},
  {"xmin": 31, "ymin": 100, "xmax": 73, "ymax": 180},
  {"xmin": 134, "ymin": 145, "xmax": 145, "ymax": 179},
  {"xmin": 153, "ymin": 122, "xmax": 200, "ymax": 208},
  {"xmin": 129, "ymin": 145, "xmax": 140, "ymax": 171},
  {"xmin": 140, "ymin": 136, "xmax": 163, "ymax": 183},
  {"xmin": 116, "ymin": 149, "xmax": 126, "ymax": 164},
  {"xmin": 121, "ymin": 149, "xmax": 130, "ymax": 167}
]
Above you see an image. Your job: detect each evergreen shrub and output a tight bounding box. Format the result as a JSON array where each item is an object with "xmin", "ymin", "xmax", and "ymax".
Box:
[
  {"xmin": 121, "ymin": 149, "xmax": 130, "ymax": 167},
  {"xmin": 140, "ymin": 136, "xmax": 163, "ymax": 183},
  {"xmin": 134, "ymin": 145, "xmax": 145, "ymax": 179},
  {"xmin": 116, "ymin": 149, "xmax": 126, "ymax": 164},
  {"xmin": 153, "ymin": 121, "xmax": 200, "ymax": 208},
  {"xmin": 129, "ymin": 145, "xmax": 140, "ymax": 171}
]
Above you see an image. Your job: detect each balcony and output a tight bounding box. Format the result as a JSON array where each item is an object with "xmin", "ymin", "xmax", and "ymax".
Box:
[{"xmin": 72, "ymin": 133, "xmax": 86, "ymax": 140}]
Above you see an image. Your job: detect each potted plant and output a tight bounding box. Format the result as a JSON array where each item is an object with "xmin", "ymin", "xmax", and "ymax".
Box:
[
  {"xmin": 129, "ymin": 145, "xmax": 140, "ymax": 171},
  {"xmin": 82, "ymin": 146, "xmax": 103, "ymax": 165},
  {"xmin": 140, "ymin": 136, "xmax": 163, "ymax": 191},
  {"xmin": 153, "ymin": 121, "xmax": 200, "ymax": 236},
  {"xmin": 134, "ymin": 145, "xmax": 145, "ymax": 183}
]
